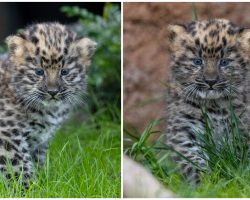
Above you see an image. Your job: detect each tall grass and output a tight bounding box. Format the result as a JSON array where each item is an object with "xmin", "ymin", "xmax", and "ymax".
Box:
[{"xmin": 195, "ymin": 104, "xmax": 249, "ymax": 180}]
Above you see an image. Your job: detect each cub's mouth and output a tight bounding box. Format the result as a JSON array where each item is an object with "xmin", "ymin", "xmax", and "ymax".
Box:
[
  {"xmin": 42, "ymin": 99, "xmax": 61, "ymax": 108},
  {"xmin": 183, "ymin": 82, "xmax": 227, "ymax": 100},
  {"xmin": 49, "ymin": 96, "xmax": 59, "ymax": 101},
  {"xmin": 192, "ymin": 79, "xmax": 232, "ymax": 100},
  {"xmin": 200, "ymin": 90, "xmax": 223, "ymax": 99},
  {"xmin": 41, "ymin": 94, "xmax": 62, "ymax": 107}
]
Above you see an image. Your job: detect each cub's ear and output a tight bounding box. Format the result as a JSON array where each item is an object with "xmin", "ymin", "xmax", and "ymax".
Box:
[
  {"xmin": 6, "ymin": 35, "xmax": 34, "ymax": 58},
  {"xmin": 72, "ymin": 37, "xmax": 97, "ymax": 61},
  {"xmin": 167, "ymin": 24, "xmax": 191, "ymax": 52},
  {"xmin": 168, "ymin": 24, "xmax": 187, "ymax": 42},
  {"xmin": 238, "ymin": 28, "xmax": 250, "ymax": 55}
]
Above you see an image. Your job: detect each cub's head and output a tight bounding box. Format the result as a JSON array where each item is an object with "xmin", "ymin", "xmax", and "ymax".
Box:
[
  {"xmin": 6, "ymin": 22, "xmax": 97, "ymax": 110},
  {"xmin": 168, "ymin": 19, "xmax": 250, "ymax": 100}
]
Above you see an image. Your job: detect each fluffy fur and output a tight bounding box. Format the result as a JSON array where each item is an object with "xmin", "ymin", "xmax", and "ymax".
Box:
[{"xmin": 0, "ymin": 22, "xmax": 96, "ymax": 187}]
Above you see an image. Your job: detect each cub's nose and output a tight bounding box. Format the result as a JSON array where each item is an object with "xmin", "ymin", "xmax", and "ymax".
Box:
[
  {"xmin": 48, "ymin": 90, "xmax": 58, "ymax": 97},
  {"xmin": 204, "ymin": 79, "xmax": 218, "ymax": 87}
]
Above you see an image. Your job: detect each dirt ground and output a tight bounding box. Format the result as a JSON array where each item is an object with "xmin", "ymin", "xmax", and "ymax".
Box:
[{"xmin": 124, "ymin": 2, "xmax": 250, "ymax": 134}]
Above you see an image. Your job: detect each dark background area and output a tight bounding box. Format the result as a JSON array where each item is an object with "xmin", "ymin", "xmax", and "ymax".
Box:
[{"xmin": 0, "ymin": 2, "xmax": 119, "ymax": 42}]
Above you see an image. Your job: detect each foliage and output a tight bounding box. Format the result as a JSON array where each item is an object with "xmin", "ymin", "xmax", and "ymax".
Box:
[
  {"xmin": 61, "ymin": 3, "xmax": 121, "ymax": 111},
  {"xmin": 125, "ymin": 120, "xmax": 170, "ymax": 182}
]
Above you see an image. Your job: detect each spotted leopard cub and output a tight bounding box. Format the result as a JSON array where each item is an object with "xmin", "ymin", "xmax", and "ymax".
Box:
[
  {"xmin": 164, "ymin": 19, "xmax": 250, "ymax": 183},
  {"xmin": 0, "ymin": 23, "xmax": 96, "ymax": 187}
]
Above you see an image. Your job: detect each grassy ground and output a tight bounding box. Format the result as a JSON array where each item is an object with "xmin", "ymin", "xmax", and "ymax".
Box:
[
  {"xmin": 168, "ymin": 173, "xmax": 250, "ymax": 197},
  {"xmin": 0, "ymin": 106, "xmax": 121, "ymax": 197},
  {"xmin": 125, "ymin": 112, "xmax": 250, "ymax": 198}
]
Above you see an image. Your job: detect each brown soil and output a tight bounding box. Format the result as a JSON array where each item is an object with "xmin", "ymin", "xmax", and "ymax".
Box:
[{"xmin": 124, "ymin": 2, "xmax": 250, "ymax": 134}]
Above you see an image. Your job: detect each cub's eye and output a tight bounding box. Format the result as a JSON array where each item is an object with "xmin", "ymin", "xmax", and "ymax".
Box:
[
  {"xmin": 193, "ymin": 58, "xmax": 203, "ymax": 66},
  {"xmin": 61, "ymin": 69, "xmax": 69, "ymax": 76},
  {"xmin": 219, "ymin": 59, "xmax": 230, "ymax": 67},
  {"xmin": 35, "ymin": 68, "xmax": 44, "ymax": 76}
]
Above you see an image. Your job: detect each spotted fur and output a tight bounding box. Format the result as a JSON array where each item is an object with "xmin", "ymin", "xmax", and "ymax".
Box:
[
  {"xmin": 164, "ymin": 19, "xmax": 250, "ymax": 183},
  {"xmin": 0, "ymin": 22, "xmax": 96, "ymax": 187}
]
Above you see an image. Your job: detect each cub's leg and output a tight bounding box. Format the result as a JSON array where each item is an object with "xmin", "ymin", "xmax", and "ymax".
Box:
[
  {"xmin": 165, "ymin": 127, "xmax": 207, "ymax": 184},
  {"xmin": 0, "ymin": 133, "xmax": 34, "ymax": 188},
  {"xmin": 31, "ymin": 142, "xmax": 48, "ymax": 167}
]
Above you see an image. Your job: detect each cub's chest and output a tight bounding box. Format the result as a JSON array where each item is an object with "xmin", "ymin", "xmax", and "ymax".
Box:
[
  {"xmin": 25, "ymin": 108, "xmax": 70, "ymax": 147},
  {"xmin": 208, "ymin": 114, "xmax": 228, "ymax": 134},
  {"xmin": 192, "ymin": 111, "xmax": 231, "ymax": 142}
]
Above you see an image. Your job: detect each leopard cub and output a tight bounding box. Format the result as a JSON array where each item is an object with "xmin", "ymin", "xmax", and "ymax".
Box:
[
  {"xmin": 0, "ymin": 22, "xmax": 96, "ymax": 187},
  {"xmin": 164, "ymin": 19, "xmax": 250, "ymax": 183}
]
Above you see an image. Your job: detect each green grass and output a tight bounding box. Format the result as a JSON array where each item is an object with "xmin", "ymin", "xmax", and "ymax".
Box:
[
  {"xmin": 0, "ymin": 107, "xmax": 121, "ymax": 197},
  {"xmin": 125, "ymin": 100, "xmax": 250, "ymax": 197}
]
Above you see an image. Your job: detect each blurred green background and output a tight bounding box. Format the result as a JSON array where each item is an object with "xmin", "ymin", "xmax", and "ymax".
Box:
[{"xmin": 62, "ymin": 3, "xmax": 121, "ymax": 112}]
